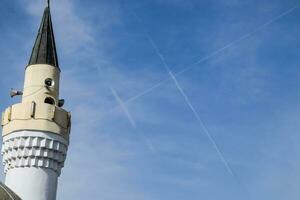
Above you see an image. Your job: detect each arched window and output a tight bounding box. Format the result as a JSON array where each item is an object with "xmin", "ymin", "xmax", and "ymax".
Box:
[{"xmin": 44, "ymin": 97, "xmax": 55, "ymax": 105}]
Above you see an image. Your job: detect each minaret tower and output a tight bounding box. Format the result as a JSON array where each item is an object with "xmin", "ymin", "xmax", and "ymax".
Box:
[{"xmin": 1, "ymin": 1, "xmax": 71, "ymax": 200}]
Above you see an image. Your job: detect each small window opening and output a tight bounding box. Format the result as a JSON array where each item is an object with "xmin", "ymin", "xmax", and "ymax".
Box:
[{"xmin": 44, "ymin": 97, "xmax": 55, "ymax": 105}]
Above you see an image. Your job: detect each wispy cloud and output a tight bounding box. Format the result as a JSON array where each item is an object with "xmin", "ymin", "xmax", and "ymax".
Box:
[{"xmin": 2, "ymin": 0, "xmax": 300, "ymax": 199}]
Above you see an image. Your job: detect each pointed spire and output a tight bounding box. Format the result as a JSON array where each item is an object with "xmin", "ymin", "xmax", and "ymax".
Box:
[{"xmin": 28, "ymin": 2, "xmax": 59, "ymax": 69}]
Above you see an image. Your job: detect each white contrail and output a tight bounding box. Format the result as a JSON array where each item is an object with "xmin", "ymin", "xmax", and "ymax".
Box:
[
  {"xmin": 110, "ymin": 87, "xmax": 157, "ymax": 153},
  {"xmin": 98, "ymin": 3, "xmax": 299, "ymax": 166},
  {"xmin": 124, "ymin": 3, "xmax": 300, "ymax": 104},
  {"xmin": 147, "ymin": 36, "xmax": 170, "ymax": 72},
  {"xmin": 169, "ymin": 71, "xmax": 253, "ymax": 200},
  {"xmin": 169, "ymin": 71, "xmax": 234, "ymax": 176},
  {"xmin": 111, "ymin": 87, "xmax": 137, "ymax": 129},
  {"xmin": 147, "ymin": 35, "xmax": 253, "ymax": 199},
  {"xmin": 127, "ymin": 77, "xmax": 171, "ymax": 102},
  {"xmin": 147, "ymin": 35, "xmax": 235, "ymax": 176},
  {"xmin": 175, "ymin": 3, "xmax": 300, "ymax": 76}
]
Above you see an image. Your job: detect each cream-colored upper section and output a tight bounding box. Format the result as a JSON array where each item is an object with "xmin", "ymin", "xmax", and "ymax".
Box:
[
  {"xmin": 23, "ymin": 64, "xmax": 60, "ymax": 105},
  {"xmin": 1, "ymin": 64, "xmax": 71, "ymax": 140},
  {"xmin": 1, "ymin": 102, "xmax": 70, "ymax": 140}
]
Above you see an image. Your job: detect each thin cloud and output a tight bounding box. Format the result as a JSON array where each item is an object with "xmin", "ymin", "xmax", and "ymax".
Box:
[{"xmin": 111, "ymin": 87, "xmax": 137, "ymax": 129}]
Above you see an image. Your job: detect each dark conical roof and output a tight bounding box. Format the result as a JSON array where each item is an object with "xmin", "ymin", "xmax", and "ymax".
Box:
[
  {"xmin": 28, "ymin": 4, "xmax": 59, "ymax": 69},
  {"xmin": 0, "ymin": 182, "xmax": 21, "ymax": 200}
]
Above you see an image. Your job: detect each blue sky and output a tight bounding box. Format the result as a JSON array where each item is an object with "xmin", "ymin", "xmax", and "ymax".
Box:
[{"xmin": 1, "ymin": 0, "xmax": 300, "ymax": 199}]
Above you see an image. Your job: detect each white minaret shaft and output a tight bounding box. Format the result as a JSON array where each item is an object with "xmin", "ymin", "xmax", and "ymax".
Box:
[
  {"xmin": 3, "ymin": 131, "xmax": 68, "ymax": 200},
  {"xmin": 1, "ymin": 3, "xmax": 71, "ymax": 200}
]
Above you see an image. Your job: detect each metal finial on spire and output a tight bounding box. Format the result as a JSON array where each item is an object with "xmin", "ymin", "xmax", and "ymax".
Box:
[{"xmin": 47, "ymin": 0, "xmax": 50, "ymax": 8}]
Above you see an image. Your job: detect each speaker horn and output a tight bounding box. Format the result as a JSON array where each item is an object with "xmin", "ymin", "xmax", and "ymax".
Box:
[
  {"xmin": 10, "ymin": 89, "xmax": 23, "ymax": 98},
  {"xmin": 58, "ymin": 99, "xmax": 65, "ymax": 107}
]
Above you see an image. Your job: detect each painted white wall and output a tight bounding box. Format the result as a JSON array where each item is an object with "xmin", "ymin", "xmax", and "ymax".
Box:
[
  {"xmin": 2, "ymin": 131, "xmax": 68, "ymax": 200},
  {"xmin": 5, "ymin": 168, "xmax": 58, "ymax": 200}
]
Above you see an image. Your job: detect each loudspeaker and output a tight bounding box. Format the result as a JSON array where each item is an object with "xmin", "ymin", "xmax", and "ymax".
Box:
[
  {"xmin": 10, "ymin": 89, "xmax": 23, "ymax": 98},
  {"xmin": 58, "ymin": 99, "xmax": 65, "ymax": 107}
]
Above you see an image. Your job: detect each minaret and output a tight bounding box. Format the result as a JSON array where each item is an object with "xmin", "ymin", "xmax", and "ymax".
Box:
[{"xmin": 1, "ymin": 2, "xmax": 71, "ymax": 200}]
